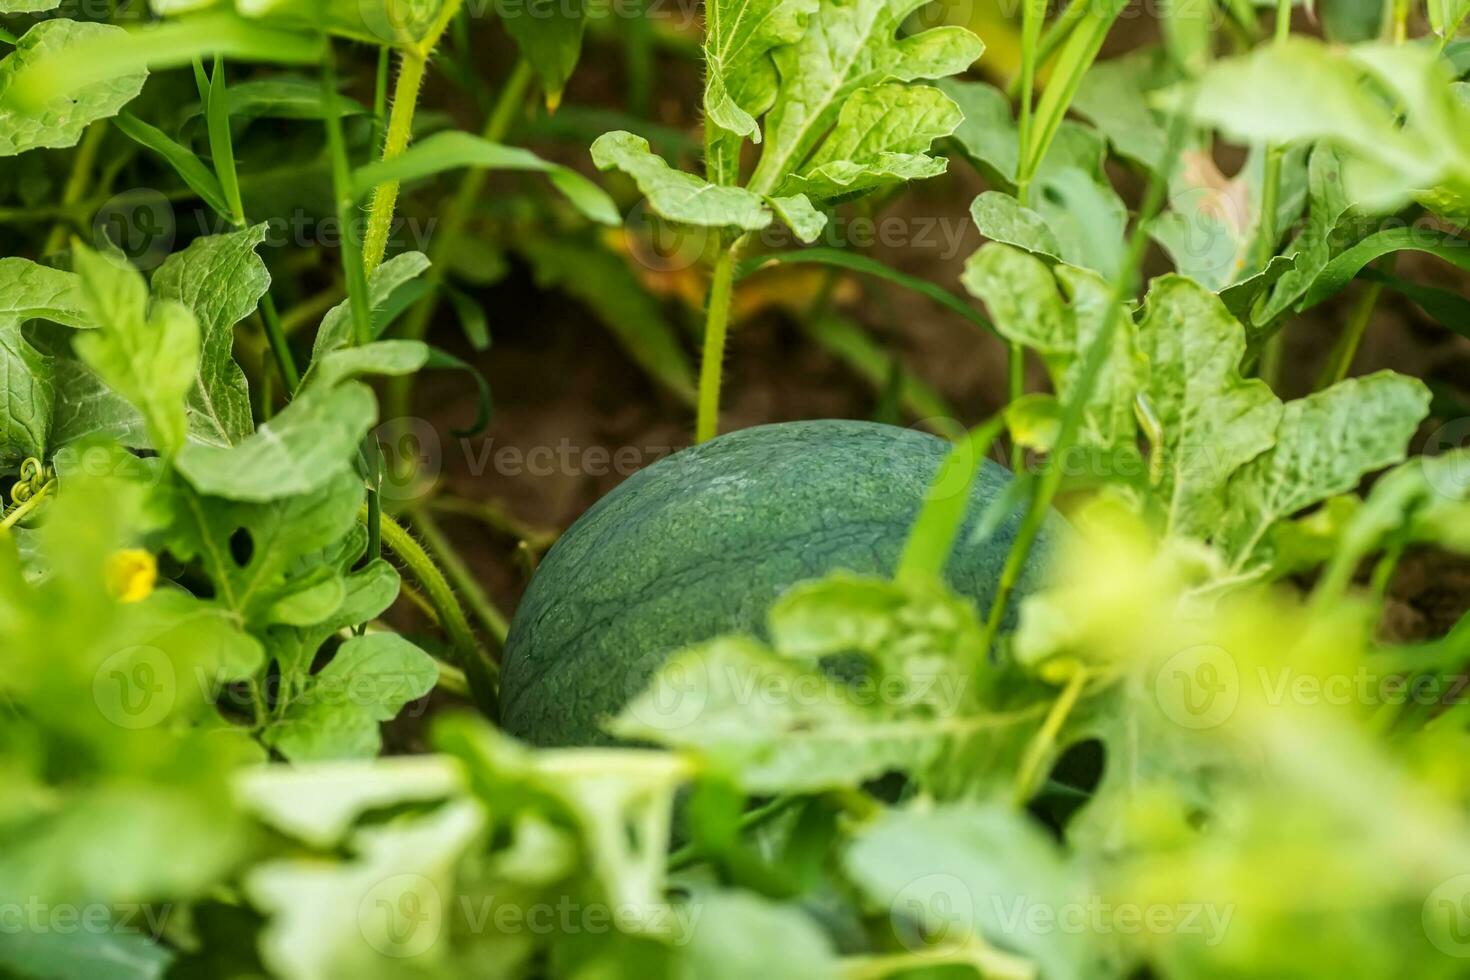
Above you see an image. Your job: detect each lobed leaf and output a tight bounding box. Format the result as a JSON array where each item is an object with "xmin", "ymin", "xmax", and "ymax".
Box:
[
  {"xmin": 611, "ymin": 637, "xmax": 949, "ymax": 794},
  {"xmin": 592, "ymin": 130, "xmax": 774, "ymax": 232},
  {"xmin": 778, "ymin": 83, "xmax": 961, "ymax": 201},
  {"xmin": 1135, "ymin": 275, "xmax": 1282, "ymax": 540},
  {"xmin": 1220, "ymin": 371, "xmax": 1431, "ymax": 577},
  {"xmin": 246, "ymin": 801, "xmax": 484, "ymax": 980},
  {"xmin": 846, "ymin": 804, "xmax": 1090, "ymax": 980},
  {"xmin": 0, "ymin": 324, "xmax": 53, "ymax": 468},
  {"xmin": 310, "ymin": 249, "xmax": 431, "ymax": 363},
  {"xmin": 0, "ymin": 21, "xmax": 147, "ymax": 156},
  {"xmin": 162, "ymin": 468, "xmax": 365, "ymax": 628},
  {"xmin": 703, "ymin": 0, "xmax": 818, "ymax": 148},
  {"xmin": 151, "ymin": 225, "xmax": 270, "ymax": 447},
  {"xmin": 1181, "ymin": 40, "xmax": 1470, "ymax": 218},
  {"xmin": 265, "ymin": 633, "xmax": 437, "ymax": 762},
  {"xmin": 174, "ymin": 381, "xmax": 377, "ymax": 502},
  {"xmin": 747, "ymin": 0, "xmax": 983, "ymax": 194},
  {"xmin": 0, "ymin": 257, "xmax": 92, "ymax": 468},
  {"xmin": 72, "ymin": 245, "xmax": 199, "ymax": 459}
]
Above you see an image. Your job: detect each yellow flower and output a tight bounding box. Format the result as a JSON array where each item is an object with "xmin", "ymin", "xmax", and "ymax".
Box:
[{"xmin": 106, "ymin": 548, "xmax": 157, "ymax": 603}]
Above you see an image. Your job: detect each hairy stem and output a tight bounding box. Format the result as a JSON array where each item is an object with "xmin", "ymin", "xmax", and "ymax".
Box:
[
  {"xmin": 360, "ymin": 2, "xmax": 465, "ymax": 274},
  {"xmin": 696, "ymin": 244, "xmax": 739, "ymax": 444},
  {"xmin": 362, "ymin": 50, "xmax": 427, "ymax": 272},
  {"xmin": 409, "ymin": 504, "xmax": 511, "ymax": 648},
  {"xmin": 371, "ymin": 507, "xmax": 500, "ymax": 714}
]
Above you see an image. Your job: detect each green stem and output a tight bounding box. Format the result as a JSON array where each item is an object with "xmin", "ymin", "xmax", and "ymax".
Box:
[
  {"xmin": 1013, "ymin": 0, "xmax": 1046, "ymax": 204},
  {"xmin": 696, "ymin": 244, "xmax": 739, "ymax": 444},
  {"xmin": 1274, "ymin": 0, "xmax": 1293, "ymax": 42},
  {"xmin": 1258, "ymin": 319, "xmax": 1284, "ymax": 389},
  {"xmin": 1005, "ymin": 0, "xmax": 1087, "ymax": 101},
  {"xmin": 360, "ymin": 0, "xmax": 465, "ymax": 273},
  {"xmin": 624, "ymin": 0, "xmax": 653, "ymax": 117},
  {"xmin": 1010, "ymin": 87, "xmax": 1037, "ymax": 471},
  {"xmin": 373, "ymin": 46, "xmax": 391, "ymax": 149},
  {"xmin": 0, "ymin": 480, "xmax": 54, "ymax": 530},
  {"xmin": 365, "ymin": 439, "xmax": 383, "ymax": 563},
  {"xmin": 1013, "ymin": 666, "xmax": 1088, "ymax": 804},
  {"xmin": 1315, "ymin": 279, "xmax": 1383, "ymax": 389},
  {"xmin": 362, "ymin": 49, "xmax": 427, "ymax": 272},
  {"xmin": 258, "ymin": 292, "xmax": 300, "ymax": 394},
  {"xmin": 386, "ymin": 59, "xmax": 534, "ymax": 425},
  {"xmin": 1253, "ymin": 0, "xmax": 1294, "ymax": 389},
  {"xmin": 1369, "ymin": 537, "xmax": 1405, "ymax": 602},
  {"xmin": 409, "ymin": 504, "xmax": 511, "ymax": 647},
  {"xmin": 1256, "ymin": 147, "xmax": 1282, "ymax": 272},
  {"xmin": 1258, "ymin": 0, "xmax": 1294, "ymax": 236},
  {"xmin": 1007, "ymin": 343, "xmax": 1026, "ymax": 469},
  {"xmin": 200, "ymin": 55, "xmax": 300, "ymax": 396},
  {"xmin": 841, "ymin": 947, "xmax": 1033, "ymax": 980},
  {"xmin": 1392, "ymin": 0, "xmax": 1410, "ymax": 42},
  {"xmin": 372, "ymin": 508, "xmax": 500, "ymax": 714},
  {"xmin": 43, "ymin": 121, "xmax": 107, "ymax": 257}
]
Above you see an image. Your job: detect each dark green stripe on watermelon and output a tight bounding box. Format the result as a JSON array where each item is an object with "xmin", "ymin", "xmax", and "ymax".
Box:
[{"xmin": 500, "ymin": 420, "xmax": 1062, "ymax": 747}]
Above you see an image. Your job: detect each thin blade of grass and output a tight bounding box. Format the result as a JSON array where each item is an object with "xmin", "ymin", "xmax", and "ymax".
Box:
[
  {"xmin": 113, "ymin": 111, "xmax": 232, "ymax": 221},
  {"xmin": 897, "ymin": 416, "xmax": 1008, "ymax": 585},
  {"xmin": 206, "ymin": 56, "xmax": 246, "ymax": 224}
]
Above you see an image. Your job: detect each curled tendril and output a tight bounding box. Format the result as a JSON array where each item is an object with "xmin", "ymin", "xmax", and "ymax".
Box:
[{"xmin": 10, "ymin": 458, "xmax": 51, "ymax": 506}]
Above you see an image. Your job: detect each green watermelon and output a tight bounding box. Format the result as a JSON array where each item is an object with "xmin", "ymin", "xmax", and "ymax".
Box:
[{"xmin": 500, "ymin": 419, "xmax": 1062, "ymax": 747}]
